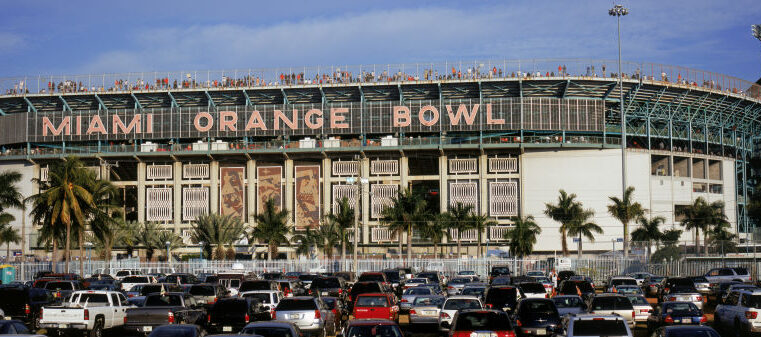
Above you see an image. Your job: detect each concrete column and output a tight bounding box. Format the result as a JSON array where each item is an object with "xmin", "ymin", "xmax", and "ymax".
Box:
[
  {"xmin": 322, "ymin": 158, "xmax": 331, "ymax": 217},
  {"xmin": 361, "ymin": 158, "xmax": 370, "ymax": 244},
  {"xmin": 478, "ymin": 154, "xmax": 488, "ymax": 250},
  {"xmin": 285, "ymin": 159, "xmax": 294, "ymax": 225},
  {"xmin": 400, "ymin": 157, "xmax": 409, "ymax": 190},
  {"xmin": 246, "ymin": 160, "xmax": 256, "ymax": 226},
  {"xmin": 438, "ymin": 155, "xmax": 448, "ymax": 244},
  {"xmin": 210, "ymin": 161, "xmax": 219, "ymax": 215},
  {"xmin": 137, "ymin": 162, "xmax": 146, "ymax": 223},
  {"xmin": 173, "ymin": 161, "xmax": 182, "ymax": 232}
]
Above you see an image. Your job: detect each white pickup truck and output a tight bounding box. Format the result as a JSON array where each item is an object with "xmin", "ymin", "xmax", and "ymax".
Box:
[{"xmin": 39, "ymin": 290, "xmax": 130, "ymax": 337}]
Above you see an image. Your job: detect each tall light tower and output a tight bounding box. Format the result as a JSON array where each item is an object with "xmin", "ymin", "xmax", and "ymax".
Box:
[
  {"xmin": 610, "ymin": 3, "xmax": 629, "ymax": 257},
  {"xmin": 752, "ymin": 24, "xmax": 760, "ymax": 279}
]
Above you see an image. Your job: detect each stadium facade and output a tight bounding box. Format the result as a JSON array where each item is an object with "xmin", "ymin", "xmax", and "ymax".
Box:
[{"xmin": 0, "ymin": 59, "xmax": 759, "ymax": 258}]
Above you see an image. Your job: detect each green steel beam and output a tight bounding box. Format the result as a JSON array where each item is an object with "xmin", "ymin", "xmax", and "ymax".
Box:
[
  {"xmin": 281, "ymin": 88, "xmax": 289, "ymax": 105},
  {"xmin": 23, "ymin": 97, "xmax": 37, "ymax": 113},
  {"xmin": 58, "ymin": 96, "xmax": 72, "ymax": 112},
  {"xmin": 649, "ymin": 87, "xmax": 668, "ymax": 113},
  {"xmin": 561, "ymin": 80, "xmax": 570, "ymax": 98},
  {"xmin": 601, "ymin": 82, "xmax": 617, "ymax": 100},
  {"xmin": 166, "ymin": 92, "xmax": 179, "ymax": 108},
  {"xmin": 130, "ymin": 93, "xmax": 143, "ymax": 110},
  {"xmin": 358, "ymin": 86, "xmax": 365, "ymax": 103},
  {"xmin": 319, "ymin": 87, "xmax": 326, "ymax": 105},
  {"xmin": 94, "ymin": 94, "xmax": 108, "ymax": 112},
  {"xmin": 242, "ymin": 90, "xmax": 252, "ymax": 107},
  {"xmin": 0, "ymin": 108, "xmax": 5, "ymax": 116},
  {"xmin": 398, "ymin": 84, "xmax": 403, "ymax": 104},
  {"xmin": 204, "ymin": 91, "xmax": 216, "ymax": 109}
]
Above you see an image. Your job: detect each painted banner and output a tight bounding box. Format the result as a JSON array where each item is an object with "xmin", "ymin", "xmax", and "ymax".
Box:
[
  {"xmin": 295, "ymin": 165, "xmax": 320, "ymax": 229},
  {"xmin": 257, "ymin": 166, "xmax": 282, "ymax": 213},
  {"xmin": 220, "ymin": 167, "xmax": 245, "ymax": 220}
]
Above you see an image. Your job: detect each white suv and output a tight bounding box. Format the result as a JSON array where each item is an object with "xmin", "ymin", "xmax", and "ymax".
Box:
[{"xmin": 564, "ymin": 314, "xmax": 632, "ymax": 337}]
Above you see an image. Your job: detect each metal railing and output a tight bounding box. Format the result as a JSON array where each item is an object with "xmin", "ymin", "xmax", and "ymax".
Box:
[{"xmin": 2, "ymin": 58, "xmax": 759, "ymax": 101}]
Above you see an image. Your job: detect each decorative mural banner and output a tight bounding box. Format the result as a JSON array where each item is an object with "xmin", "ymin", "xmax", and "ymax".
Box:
[
  {"xmin": 257, "ymin": 166, "xmax": 282, "ymax": 213},
  {"xmin": 295, "ymin": 165, "xmax": 320, "ymax": 229},
  {"xmin": 220, "ymin": 167, "xmax": 245, "ymax": 219}
]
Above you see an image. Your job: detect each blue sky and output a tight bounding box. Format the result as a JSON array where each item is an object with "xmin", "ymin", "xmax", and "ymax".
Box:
[{"xmin": 1, "ymin": 0, "xmax": 760, "ymax": 81}]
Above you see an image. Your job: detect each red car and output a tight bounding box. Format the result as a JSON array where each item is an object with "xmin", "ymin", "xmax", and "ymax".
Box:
[
  {"xmin": 352, "ymin": 293, "xmax": 399, "ymax": 321},
  {"xmin": 448, "ymin": 309, "xmax": 516, "ymax": 337}
]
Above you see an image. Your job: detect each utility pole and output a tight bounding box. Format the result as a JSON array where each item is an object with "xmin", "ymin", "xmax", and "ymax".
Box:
[
  {"xmin": 751, "ymin": 24, "xmax": 760, "ymax": 280},
  {"xmin": 610, "ymin": 3, "xmax": 629, "ymax": 257}
]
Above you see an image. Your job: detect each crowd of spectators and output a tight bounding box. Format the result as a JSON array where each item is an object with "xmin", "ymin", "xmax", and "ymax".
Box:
[{"xmin": 2, "ymin": 63, "xmax": 759, "ymax": 100}]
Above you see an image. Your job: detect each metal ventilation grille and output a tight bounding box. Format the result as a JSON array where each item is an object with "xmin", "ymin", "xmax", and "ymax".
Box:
[
  {"xmin": 449, "ymin": 182, "xmax": 478, "ymax": 210},
  {"xmin": 182, "ymin": 187, "xmax": 209, "ymax": 221},
  {"xmin": 371, "ymin": 184, "xmax": 398, "ymax": 218},
  {"xmin": 146, "ymin": 187, "xmax": 172, "ymax": 221},
  {"xmin": 183, "ymin": 164, "xmax": 209, "ymax": 179},
  {"xmin": 40, "ymin": 166, "xmax": 49, "ymax": 182},
  {"xmin": 332, "ymin": 184, "xmax": 358, "ymax": 214},
  {"xmin": 449, "ymin": 228, "xmax": 478, "ymax": 241},
  {"xmin": 489, "ymin": 226, "xmax": 511, "ymax": 241},
  {"xmin": 489, "ymin": 181, "xmax": 518, "ymax": 216},
  {"xmin": 332, "ymin": 161, "xmax": 359, "ymax": 176},
  {"xmin": 449, "ymin": 158, "xmax": 478, "ymax": 174},
  {"xmin": 370, "ymin": 160, "xmax": 399, "ymax": 175},
  {"xmin": 371, "ymin": 227, "xmax": 397, "ymax": 242},
  {"xmin": 147, "ymin": 164, "xmax": 173, "ymax": 180},
  {"xmin": 488, "ymin": 157, "xmax": 518, "ymax": 173}
]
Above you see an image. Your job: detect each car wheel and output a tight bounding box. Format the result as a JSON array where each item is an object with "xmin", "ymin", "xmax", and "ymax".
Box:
[{"xmin": 89, "ymin": 318, "xmax": 104, "ymax": 337}]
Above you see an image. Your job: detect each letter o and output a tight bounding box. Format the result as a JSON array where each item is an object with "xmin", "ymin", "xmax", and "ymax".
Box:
[
  {"xmin": 419, "ymin": 105, "xmax": 439, "ymax": 127},
  {"xmin": 194, "ymin": 112, "xmax": 214, "ymax": 132}
]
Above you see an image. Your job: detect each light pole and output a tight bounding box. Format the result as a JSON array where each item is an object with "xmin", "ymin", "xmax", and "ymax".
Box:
[
  {"xmin": 165, "ymin": 241, "xmax": 171, "ymax": 265},
  {"xmin": 610, "ymin": 3, "xmax": 629, "ymax": 257},
  {"xmin": 85, "ymin": 242, "xmax": 93, "ymax": 276},
  {"xmin": 752, "ymin": 24, "xmax": 760, "ymax": 280},
  {"xmin": 199, "ymin": 241, "xmax": 204, "ymax": 261},
  {"xmin": 346, "ymin": 161, "xmax": 368, "ymax": 276}
]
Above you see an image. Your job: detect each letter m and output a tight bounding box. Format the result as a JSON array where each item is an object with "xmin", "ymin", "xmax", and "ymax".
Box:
[
  {"xmin": 42, "ymin": 116, "xmax": 71, "ymax": 136},
  {"xmin": 113, "ymin": 114, "xmax": 141, "ymax": 134}
]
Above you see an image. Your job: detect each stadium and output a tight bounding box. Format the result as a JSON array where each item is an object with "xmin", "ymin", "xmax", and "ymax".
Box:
[{"xmin": 0, "ymin": 58, "xmax": 759, "ymax": 258}]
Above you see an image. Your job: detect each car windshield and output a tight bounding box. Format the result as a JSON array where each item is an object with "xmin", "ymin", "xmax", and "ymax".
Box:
[
  {"xmin": 346, "ymin": 325, "xmax": 403, "ymax": 337},
  {"xmin": 591, "ymin": 297, "xmax": 633, "ymax": 310},
  {"xmin": 356, "ymin": 296, "xmax": 389, "ymax": 307},
  {"xmin": 443, "ymin": 299, "xmax": 481, "ymax": 310},
  {"xmin": 520, "ymin": 300, "xmax": 555, "ymax": 314},
  {"xmin": 561, "ymin": 281, "xmax": 593, "ymax": 294},
  {"xmin": 672, "ymin": 286, "xmax": 698, "ymax": 293},
  {"xmin": 383, "ymin": 272, "xmax": 401, "ymax": 283},
  {"xmin": 243, "ymin": 293, "xmax": 272, "ymax": 304},
  {"xmin": 147, "ymin": 326, "xmax": 197, "ymax": 337},
  {"xmin": 449, "ymin": 279, "xmax": 469, "ymax": 285},
  {"xmin": 664, "ymin": 302, "xmax": 700, "ymax": 315},
  {"xmin": 491, "ymin": 267, "xmax": 510, "ymax": 275},
  {"xmin": 298, "ymin": 275, "xmax": 319, "ymax": 282},
  {"xmin": 650, "ymin": 277, "xmax": 665, "ymax": 283},
  {"xmin": 461, "ymin": 288, "xmax": 485, "ymax": 297},
  {"xmin": 404, "ymin": 288, "xmax": 431, "ymax": 295},
  {"xmin": 533, "ymin": 277, "xmax": 551, "ymax": 283},
  {"xmin": 215, "ymin": 299, "xmax": 248, "ymax": 312},
  {"xmin": 454, "ymin": 312, "xmax": 512, "ymax": 331},
  {"xmin": 611, "ymin": 279, "xmax": 637, "ymax": 286},
  {"xmin": 491, "ymin": 277, "xmax": 511, "ymax": 286},
  {"xmin": 123, "ymin": 276, "xmax": 149, "ymax": 283},
  {"xmin": 352, "ymin": 283, "xmax": 381, "ymax": 295},
  {"xmin": 46, "ymin": 282, "xmax": 73, "ymax": 290},
  {"xmin": 627, "ymin": 296, "xmax": 649, "ymax": 305},
  {"xmin": 743, "ymin": 295, "xmax": 761, "ymax": 309},
  {"xmin": 358, "ymin": 274, "xmax": 385, "ymax": 282},
  {"xmin": 485, "ymin": 288, "xmax": 517, "ymax": 307},
  {"xmin": 241, "ymin": 327, "xmax": 295, "ymax": 337},
  {"xmin": 519, "ymin": 283, "xmax": 545, "ymax": 293},
  {"xmin": 189, "ymin": 286, "xmax": 216, "ymax": 296},
  {"xmin": 413, "ymin": 296, "xmax": 444, "ymax": 307},
  {"xmin": 323, "ymin": 298, "xmax": 337, "ymax": 309},
  {"xmin": 76, "ymin": 293, "xmax": 109, "ymax": 305},
  {"xmin": 312, "ymin": 278, "xmax": 341, "ymax": 289},
  {"xmin": 552, "ymin": 297, "xmax": 583, "ymax": 308},
  {"xmin": 408, "ymin": 279, "xmax": 427, "ymax": 284},
  {"xmin": 617, "ymin": 287, "xmax": 640, "ymax": 294},
  {"xmin": 572, "ymin": 320, "xmax": 627, "ymax": 335},
  {"xmin": 277, "ymin": 299, "xmax": 316, "ymax": 310},
  {"xmin": 417, "ymin": 273, "xmax": 438, "ymax": 282},
  {"xmin": 691, "ymin": 277, "xmax": 709, "ymax": 283},
  {"xmin": 240, "ymin": 281, "xmax": 272, "ymax": 292},
  {"xmin": 144, "ymin": 295, "xmax": 182, "ymax": 306}
]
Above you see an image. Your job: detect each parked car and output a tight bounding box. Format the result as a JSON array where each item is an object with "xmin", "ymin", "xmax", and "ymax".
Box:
[
  {"xmin": 714, "ymin": 289, "xmax": 761, "ymax": 336},
  {"xmin": 490, "ymin": 276, "xmax": 512, "ymax": 286},
  {"xmin": 712, "ymin": 281, "xmax": 743, "ymax": 303},
  {"xmin": 39, "ymin": 290, "xmax": 129, "ymax": 337},
  {"xmin": 531, "ymin": 276, "xmax": 554, "ymax": 294},
  {"xmin": 705, "ymin": 267, "xmax": 751, "ymax": 284},
  {"xmin": 322, "ymin": 297, "xmax": 347, "ymax": 331},
  {"xmin": 240, "ymin": 280, "xmax": 278, "ymax": 293},
  {"xmin": 489, "ymin": 266, "xmax": 511, "ymax": 282},
  {"xmin": 262, "ymin": 272, "xmax": 284, "ymax": 281},
  {"xmin": 276, "ymin": 279, "xmax": 307, "ymax": 297},
  {"xmin": 298, "ymin": 274, "xmax": 321, "ymax": 289},
  {"xmin": 123, "ymin": 292, "xmax": 206, "ymax": 334},
  {"xmin": 447, "ymin": 309, "xmax": 515, "ymax": 337},
  {"xmin": 525, "ymin": 271, "xmax": 545, "ymax": 278},
  {"xmin": 460, "ymin": 284, "xmax": 487, "ymax": 301},
  {"xmin": 643, "ymin": 275, "xmax": 666, "ymax": 297},
  {"xmin": 722, "ymin": 284, "xmax": 759, "ymax": 303},
  {"xmin": 605, "ymin": 276, "xmax": 638, "ymax": 293},
  {"xmin": 186, "ymin": 283, "xmax": 228, "ymax": 307},
  {"xmin": 340, "ymin": 319, "xmax": 403, "ymax": 337},
  {"xmin": 121, "ymin": 275, "xmax": 158, "ymax": 292},
  {"xmin": 438, "ymin": 296, "xmax": 483, "ymax": 331},
  {"xmin": 557, "ymin": 271, "xmax": 576, "ymax": 284},
  {"xmin": 418, "ymin": 271, "xmax": 446, "ymax": 286},
  {"xmin": 164, "ymin": 273, "xmax": 200, "ymax": 285},
  {"xmin": 564, "ymin": 314, "xmax": 632, "ymax": 337},
  {"xmin": 408, "ymin": 295, "xmax": 445, "ymax": 325},
  {"xmin": 688, "ymin": 276, "xmax": 712, "ymax": 296},
  {"xmin": 401, "ymin": 286, "xmax": 437, "ymax": 311},
  {"xmin": 240, "ymin": 290, "xmax": 283, "ymax": 312},
  {"xmin": 627, "ymin": 272, "xmax": 653, "ymax": 286},
  {"xmin": 272, "ymin": 296, "xmax": 335, "ymax": 337},
  {"xmin": 0, "ymin": 319, "xmax": 44, "ymax": 336},
  {"xmin": 516, "ymin": 282, "xmax": 547, "ymax": 299},
  {"xmin": 44, "ymin": 280, "xmax": 84, "ymax": 301},
  {"xmin": 626, "ymin": 295, "xmax": 653, "ymax": 325},
  {"xmin": 557, "ymin": 280, "xmax": 595, "ymax": 302},
  {"xmin": 483, "ymin": 286, "xmax": 520, "ymax": 313},
  {"xmin": 348, "ymin": 282, "xmax": 387, "ymax": 311},
  {"xmin": 615, "ymin": 285, "xmax": 644, "ymax": 296},
  {"xmin": 310, "ymin": 277, "xmax": 346, "ymax": 298},
  {"xmin": 0, "ymin": 284, "xmax": 51, "ymax": 329},
  {"xmin": 646, "ymin": 301, "xmax": 705, "ymax": 334},
  {"xmin": 147, "ymin": 324, "xmax": 205, "ymax": 337},
  {"xmin": 381, "ymin": 269, "xmax": 404, "ymax": 292},
  {"xmin": 114, "ymin": 269, "xmax": 142, "ymax": 281},
  {"xmin": 241, "ymin": 321, "xmax": 301, "ymax": 337},
  {"xmin": 357, "ymin": 273, "xmax": 388, "ymax": 287},
  {"xmin": 513, "ymin": 298, "xmax": 561, "ymax": 336},
  {"xmin": 207, "ymin": 297, "xmax": 270, "ymax": 333},
  {"xmin": 445, "ymin": 277, "xmax": 472, "ymax": 296},
  {"xmin": 587, "ymin": 294, "xmax": 635, "ymax": 328},
  {"xmin": 551, "ymin": 295, "xmax": 586, "ymax": 317},
  {"xmin": 649, "ymin": 325, "xmax": 720, "ymax": 337},
  {"xmin": 352, "ymin": 293, "xmax": 399, "ymax": 321},
  {"xmin": 139, "ymin": 284, "xmax": 184, "ymax": 297},
  {"xmin": 403, "ymin": 278, "xmax": 429, "ymax": 290},
  {"xmin": 662, "ymin": 286, "xmax": 704, "ymax": 310}
]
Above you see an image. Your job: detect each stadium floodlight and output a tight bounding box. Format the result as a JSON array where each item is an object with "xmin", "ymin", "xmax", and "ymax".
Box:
[
  {"xmin": 610, "ymin": 3, "xmax": 629, "ymax": 257},
  {"xmin": 753, "ymin": 25, "xmax": 761, "ymax": 41}
]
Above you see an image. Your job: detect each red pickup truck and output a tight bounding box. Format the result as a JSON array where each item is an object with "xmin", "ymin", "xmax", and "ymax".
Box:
[{"xmin": 352, "ymin": 293, "xmax": 399, "ymax": 321}]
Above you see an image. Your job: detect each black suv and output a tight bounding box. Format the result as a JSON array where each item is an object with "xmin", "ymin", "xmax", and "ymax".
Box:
[{"xmin": 0, "ymin": 284, "xmax": 51, "ymax": 328}]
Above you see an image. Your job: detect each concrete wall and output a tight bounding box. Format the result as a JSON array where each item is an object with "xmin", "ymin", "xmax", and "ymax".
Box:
[{"xmin": 0, "ymin": 161, "xmax": 37, "ymax": 257}]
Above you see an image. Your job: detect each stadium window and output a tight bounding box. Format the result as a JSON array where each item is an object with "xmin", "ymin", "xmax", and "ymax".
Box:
[
  {"xmin": 708, "ymin": 160, "xmax": 722, "ymax": 180},
  {"xmin": 692, "ymin": 158, "xmax": 706, "ymax": 179},
  {"xmin": 692, "ymin": 182, "xmax": 707, "ymax": 193},
  {"xmin": 709, "ymin": 184, "xmax": 723, "ymax": 194},
  {"xmin": 651, "ymin": 155, "xmax": 670, "ymax": 176},
  {"xmin": 673, "ymin": 156, "xmax": 689, "ymax": 177}
]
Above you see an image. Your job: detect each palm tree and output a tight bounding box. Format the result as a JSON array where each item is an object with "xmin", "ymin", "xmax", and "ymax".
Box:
[
  {"xmin": 418, "ymin": 213, "xmax": 448, "ymax": 258},
  {"xmin": 379, "ymin": 188, "xmax": 429, "ymax": 263},
  {"xmin": 678, "ymin": 197, "xmax": 711, "ymax": 255},
  {"xmin": 470, "ymin": 214, "xmax": 498, "ymax": 258},
  {"xmin": 191, "ymin": 213, "xmax": 245, "ymax": 260},
  {"xmin": 705, "ymin": 200, "xmax": 731, "ymax": 254},
  {"xmin": 86, "ymin": 179, "xmax": 120, "ymax": 261},
  {"xmin": 26, "ymin": 157, "xmax": 95, "ymax": 272},
  {"xmin": 631, "ymin": 216, "xmax": 665, "ymax": 261},
  {"xmin": 503, "ymin": 215, "xmax": 542, "ymax": 258},
  {"xmin": 443, "ymin": 203, "xmax": 474, "ymax": 257},
  {"xmin": 313, "ymin": 221, "xmax": 341, "ymax": 260},
  {"xmin": 566, "ymin": 209, "xmax": 603, "ymax": 259},
  {"xmin": 291, "ymin": 227, "xmax": 318, "ymax": 258},
  {"xmin": 607, "ymin": 186, "xmax": 645, "ymax": 258},
  {"xmin": 0, "ymin": 225, "xmax": 21, "ymax": 261},
  {"xmin": 0, "ymin": 171, "xmax": 23, "ymax": 212},
  {"xmin": 325, "ymin": 197, "xmax": 354, "ymax": 262},
  {"xmin": 156, "ymin": 230, "xmax": 184, "ymax": 261},
  {"xmin": 135, "ymin": 222, "xmax": 162, "ymax": 261},
  {"xmin": 250, "ymin": 198, "xmax": 291, "ymax": 260},
  {"xmin": 544, "ymin": 190, "xmax": 584, "ymax": 256},
  {"xmin": 116, "ymin": 220, "xmax": 140, "ymax": 258}
]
